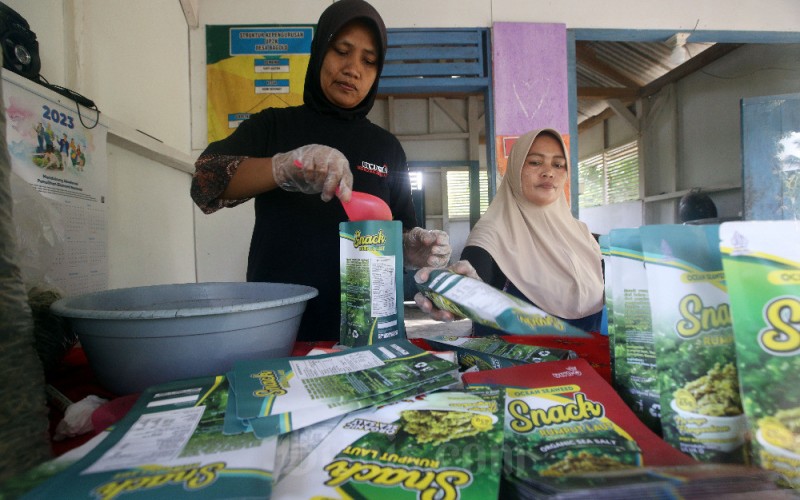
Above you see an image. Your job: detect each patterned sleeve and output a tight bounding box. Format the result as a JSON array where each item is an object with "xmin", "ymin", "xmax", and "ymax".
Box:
[{"xmin": 190, "ymin": 153, "xmax": 251, "ymax": 214}]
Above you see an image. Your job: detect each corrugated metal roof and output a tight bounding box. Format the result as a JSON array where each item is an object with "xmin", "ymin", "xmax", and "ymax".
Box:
[{"xmin": 576, "ymin": 39, "xmax": 717, "ymax": 125}]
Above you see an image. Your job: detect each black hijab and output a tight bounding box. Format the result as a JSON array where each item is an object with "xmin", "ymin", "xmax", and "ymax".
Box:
[{"xmin": 303, "ymin": 0, "xmax": 387, "ymax": 120}]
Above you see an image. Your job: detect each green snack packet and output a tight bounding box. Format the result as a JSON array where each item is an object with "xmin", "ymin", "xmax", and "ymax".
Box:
[
  {"xmin": 20, "ymin": 376, "xmax": 278, "ymax": 499},
  {"xmin": 426, "ymin": 335, "xmax": 577, "ymax": 370},
  {"xmin": 340, "ymin": 220, "xmax": 406, "ymax": 346},
  {"xmin": 416, "ymin": 269, "xmax": 591, "ymax": 338},
  {"xmin": 720, "ymin": 220, "xmax": 800, "ymax": 487},
  {"xmin": 608, "ymin": 228, "xmax": 662, "ymax": 436},
  {"xmin": 640, "ymin": 224, "xmax": 746, "ymax": 464}
]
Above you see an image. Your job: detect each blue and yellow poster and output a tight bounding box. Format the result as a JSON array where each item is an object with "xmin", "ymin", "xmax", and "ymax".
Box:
[{"xmin": 206, "ymin": 25, "xmax": 314, "ymax": 143}]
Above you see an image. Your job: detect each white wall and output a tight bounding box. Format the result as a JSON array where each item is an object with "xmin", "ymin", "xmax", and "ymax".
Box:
[
  {"xmin": 7, "ymin": 0, "xmax": 800, "ymax": 287},
  {"xmin": 106, "ymin": 144, "xmax": 195, "ymax": 289},
  {"xmin": 6, "ymin": 0, "xmax": 196, "ymax": 290}
]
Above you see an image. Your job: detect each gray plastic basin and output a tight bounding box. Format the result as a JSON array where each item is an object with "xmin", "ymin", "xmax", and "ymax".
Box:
[{"xmin": 50, "ymin": 282, "xmax": 318, "ymax": 394}]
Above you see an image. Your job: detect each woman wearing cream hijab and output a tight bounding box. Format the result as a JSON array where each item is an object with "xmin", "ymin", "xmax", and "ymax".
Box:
[{"xmin": 415, "ymin": 128, "xmax": 605, "ymax": 333}]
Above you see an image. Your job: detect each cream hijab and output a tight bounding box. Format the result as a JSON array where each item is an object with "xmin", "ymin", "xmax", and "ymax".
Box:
[{"xmin": 465, "ymin": 129, "xmax": 604, "ymax": 319}]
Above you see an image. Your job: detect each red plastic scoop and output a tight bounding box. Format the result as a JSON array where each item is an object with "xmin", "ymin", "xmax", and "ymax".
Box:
[
  {"xmin": 293, "ymin": 159, "xmax": 392, "ymax": 221},
  {"xmin": 341, "ymin": 191, "xmax": 393, "ymax": 221}
]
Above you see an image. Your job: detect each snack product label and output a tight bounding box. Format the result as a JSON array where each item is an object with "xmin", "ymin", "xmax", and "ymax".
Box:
[{"xmin": 272, "ymin": 390, "xmax": 504, "ymax": 499}]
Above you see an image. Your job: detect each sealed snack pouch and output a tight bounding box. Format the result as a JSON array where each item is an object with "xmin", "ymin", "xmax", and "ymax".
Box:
[
  {"xmin": 272, "ymin": 389, "xmax": 505, "ymax": 499},
  {"xmin": 340, "ymin": 220, "xmax": 405, "ymax": 346},
  {"xmin": 416, "ymin": 269, "xmax": 590, "ymax": 338},
  {"xmin": 608, "ymin": 228, "xmax": 662, "ymax": 436},
  {"xmin": 640, "ymin": 224, "xmax": 746, "ymax": 464},
  {"xmin": 720, "ymin": 220, "xmax": 800, "ymax": 486}
]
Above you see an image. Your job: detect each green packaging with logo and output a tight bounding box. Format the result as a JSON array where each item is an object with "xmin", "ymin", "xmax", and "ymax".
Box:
[
  {"xmin": 640, "ymin": 224, "xmax": 746, "ymax": 464},
  {"xmin": 416, "ymin": 269, "xmax": 591, "ymax": 338},
  {"xmin": 720, "ymin": 220, "xmax": 800, "ymax": 486},
  {"xmin": 272, "ymin": 389, "xmax": 504, "ymax": 499},
  {"xmin": 340, "ymin": 220, "xmax": 405, "ymax": 347}
]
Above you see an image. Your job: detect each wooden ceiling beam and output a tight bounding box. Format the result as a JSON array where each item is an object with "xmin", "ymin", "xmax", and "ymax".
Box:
[
  {"xmin": 577, "ymin": 108, "xmax": 616, "ymax": 133},
  {"xmin": 578, "ymin": 87, "xmax": 638, "ymax": 100},
  {"xmin": 638, "ymin": 43, "xmax": 743, "ymax": 98}
]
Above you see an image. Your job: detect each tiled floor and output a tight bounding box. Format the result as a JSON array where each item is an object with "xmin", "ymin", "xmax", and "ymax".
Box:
[{"xmin": 403, "ymin": 302, "xmax": 472, "ymax": 340}]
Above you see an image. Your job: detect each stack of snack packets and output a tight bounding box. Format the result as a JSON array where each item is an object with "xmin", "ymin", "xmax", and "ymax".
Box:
[
  {"xmin": 425, "ymin": 335, "xmax": 576, "ymax": 371},
  {"xmin": 225, "ymin": 340, "xmax": 459, "ymax": 439},
  {"xmin": 272, "ymin": 389, "xmax": 505, "ymax": 499},
  {"xmin": 416, "ymin": 269, "xmax": 591, "ymax": 338},
  {"xmin": 463, "ymin": 359, "xmax": 696, "ymax": 497},
  {"xmin": 640, "ymin": 224, "xmax": 747, "ymax": 464},
  {"xmin": 720, "ymin": 220, "xmax": 800, "ymax": 487},
  {"xmin": 608, "ymin": 228, "xmax": 662, "ymax": 435}
]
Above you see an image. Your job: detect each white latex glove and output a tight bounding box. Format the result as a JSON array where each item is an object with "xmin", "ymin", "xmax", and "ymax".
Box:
[
  {"xmin": 413, "ymin": 260, "xmax": 480, "ymax": 322},
  {"xmin": 402, "ymin": 227, "xmax": 451, "ymax": 269},
  {"xmin": 272, "ymin": 144, "xmax": 353, "ymax": 202},
  {"xmin": 53, "ymin": 395, "xmax": 108, "ymax": 441}
]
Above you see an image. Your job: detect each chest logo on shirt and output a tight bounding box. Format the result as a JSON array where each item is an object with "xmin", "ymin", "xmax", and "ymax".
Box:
[{"xmin": 357, "ymin": 161, "xmax": 388, "ymax": 177}]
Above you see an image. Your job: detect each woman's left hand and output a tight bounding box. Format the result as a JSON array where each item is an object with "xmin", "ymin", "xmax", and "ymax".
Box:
[{"xmin": 412, "ymin": 260, "xmax": 479, "ymax": 322}]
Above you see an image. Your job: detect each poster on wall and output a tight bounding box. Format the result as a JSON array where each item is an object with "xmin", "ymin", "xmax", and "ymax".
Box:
[
  {"xmin": 3, "ymin": 75, "xmax": 108, "ymax": 296},
  {"xmin": 206, "ymin": 25, "xmax": 314, "ymax": 143}
]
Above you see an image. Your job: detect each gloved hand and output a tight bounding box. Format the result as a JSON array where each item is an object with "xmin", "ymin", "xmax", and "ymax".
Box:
[
  {"xmin": 402, "ymin": 227, "xmax": 452, "ymax": 269},
  {"xmin": 272, "ymin": 144, "xmax": 353, "ymax": 202},
  {"xmin": 413, "ymin": 260, "xmax": 480, "ymax": 322}
]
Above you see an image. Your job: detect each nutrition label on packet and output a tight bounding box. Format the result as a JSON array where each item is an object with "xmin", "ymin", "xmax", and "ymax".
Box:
[
  {"xmin": 289, "ymin": 350, "xmax": 385, "ymax": 379},
  {"xmin": 83, "ymin": 406, "xmax": 205, "ymax": 473},
  {"xmin": 369, "ymin": 256, "xmax": 396, "ymax": 317}
]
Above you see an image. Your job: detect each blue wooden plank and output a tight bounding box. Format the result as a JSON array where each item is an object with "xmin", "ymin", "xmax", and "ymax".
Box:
[
  {"xmin": 377, "ymin": 77, "xmax": 489, "ymax": 94},
  {"xmin": 385, "ymin": 46, "xmax": 481, "ymax": 61},
  {"xmin": 388, "ymin": 31, "xmax": 482, "ymax": 46},
  {"xmin": 383, "ymin": 61, "xmax": 483, "ymax": 77}
]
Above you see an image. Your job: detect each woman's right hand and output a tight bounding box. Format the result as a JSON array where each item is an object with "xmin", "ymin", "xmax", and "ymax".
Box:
[
  {"xmin": 412, "ymin": 260, "xmax": 480, "ymax": 322},
  {"xmin": 272, "ymin": 144, "xmax": 353, "ymax": 202}
]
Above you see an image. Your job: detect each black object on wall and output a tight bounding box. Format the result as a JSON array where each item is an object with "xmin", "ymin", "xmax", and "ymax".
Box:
[
  {"xmin": 0, "ymin": 1, "xmax": 40, "ymax": 80},
  {"xmin": 0, "ymin": 2, "xmax": 99, "ymax": 127}
]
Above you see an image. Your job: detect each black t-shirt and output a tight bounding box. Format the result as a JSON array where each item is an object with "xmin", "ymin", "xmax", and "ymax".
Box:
[{"xmin": 203, "ymin": 105, "xmax": 417, "ymax": 341}]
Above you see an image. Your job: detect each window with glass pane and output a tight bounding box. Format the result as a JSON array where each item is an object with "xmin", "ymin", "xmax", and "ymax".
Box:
[
  {"xmin": 447, "ymin": 170, "xmax": 489, "ymax": 218},
  {"xmin": 578, "ymin": 141, "xmax": 639, "ymax": 208}
]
